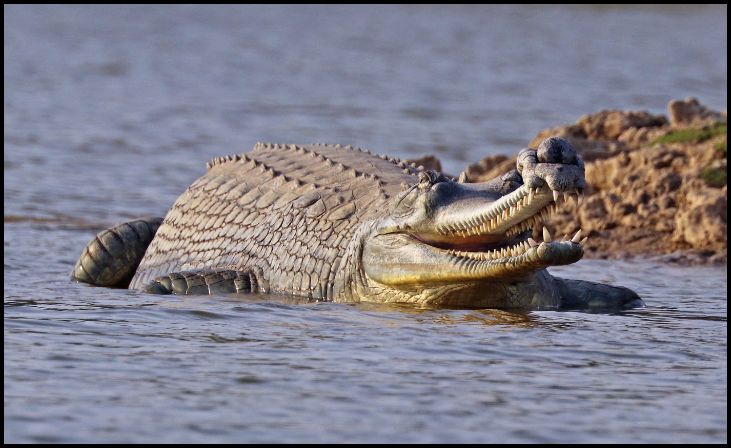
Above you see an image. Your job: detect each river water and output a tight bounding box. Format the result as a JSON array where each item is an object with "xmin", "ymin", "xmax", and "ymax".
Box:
[{"xmin": 4, "ymin": 4, "xmax": 727, "ymax": 443}]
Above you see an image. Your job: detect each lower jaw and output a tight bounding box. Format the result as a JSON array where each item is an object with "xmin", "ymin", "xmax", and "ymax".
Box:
[
  {"xmin": 362, "ymin": 230, "xmax": 584, "ymax": 289},
  {"xmin": 368, "ymin": 271, "xmax": 560, "ymax": 309}
]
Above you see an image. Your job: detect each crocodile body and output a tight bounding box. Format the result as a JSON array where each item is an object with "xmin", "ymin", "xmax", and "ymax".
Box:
[
  {"xmin": 129, "ymin": 143, "xmax": 417, "ymax": 299},
  {"xmin": 73, "ymin": 139, "xmax": 643, "ymax": 310}
]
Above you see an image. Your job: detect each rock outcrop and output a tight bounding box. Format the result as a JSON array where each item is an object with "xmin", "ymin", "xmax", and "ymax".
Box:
[{"xmin": 461, "ymin": 98, "xmax": 727, "ymax": 264}]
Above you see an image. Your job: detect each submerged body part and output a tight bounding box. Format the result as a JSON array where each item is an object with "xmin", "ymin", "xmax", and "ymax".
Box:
[{"xmin": 72, "ymin": 137, "xmax": 643, "ymax": 310}]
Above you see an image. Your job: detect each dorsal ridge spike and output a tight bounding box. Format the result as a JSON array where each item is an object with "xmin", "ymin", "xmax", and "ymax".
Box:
[{"xmin": 206, "ymin": 153, "xmax": 245, "ymax": 170}]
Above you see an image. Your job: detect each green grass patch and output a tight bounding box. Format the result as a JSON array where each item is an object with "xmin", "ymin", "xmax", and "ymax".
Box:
[
  {"xmin": 653, "ymin": 122, "xmax": 727, "ymax": 146},
  {"xmin": 700, "ymin": 166, "xmax": 727, "ymax": 188},
  {"xmin": 714, "ymin": 139, "xmax": 726, "ymax": 155}
]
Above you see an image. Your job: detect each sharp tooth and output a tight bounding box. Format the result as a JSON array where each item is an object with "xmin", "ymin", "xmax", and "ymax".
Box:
[
  {"xmin": 510, "ymin": 205, "xmax": 516, "ymax": 215},
  {"xmin": 528, "ymin": 188, "xmax": 534, "ymax": 201},
  {"xmin": 543, "ymin": 227, "xmax": 552, "ymax": 242},
  {"xmin": 563, "ymin": 234, "xmax": 568, "ymax": 241},
  {"xmin": 458, "ymin": 172, "xmax": 467, "ymax": 183},
  {"xmin": 571, "ymin": 229, "xmax": 583, "ymax": 243},
  {"xmin": 528, "ymin": 238, "xmax": 539, "ymax": 247},
  {"xmin": 563, "ymin": 192, "xmax": 571, "ymax": 202},
  {"xmin": 553, "ymin": 190, "xmax": 560, "ymax": 202},
  {"xmin": 580, "ymin": 236, "xmax": 588, "ymax": 245}
]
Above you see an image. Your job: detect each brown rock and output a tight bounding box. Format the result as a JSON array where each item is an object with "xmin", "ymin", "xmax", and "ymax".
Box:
[
  {"xmin": 406, "ymin": 155, "xmax": 443, "ymax": 173},
  {"xmin": 577, "ymin": 109, "xmax": 667, "ymax": 141},
  {"xmin": 461, "ymin": 97, "xmax": 727, "ymax": 264},
  {"xmin": 668, "ymin": 97, "xmax": 726, "ymax": 127},
  {"xmin": 673, "ymin": 186, "xmax": 727, "ymax": 252},
  {"xmin": 460, "ymin": 154, "xmax": 516, "ymax": 183}
]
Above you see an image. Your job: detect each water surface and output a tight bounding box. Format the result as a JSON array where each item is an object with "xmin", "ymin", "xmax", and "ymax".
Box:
[{"xmin": 4, "ymin": 4, "xmax": 727, "ymax": 443}]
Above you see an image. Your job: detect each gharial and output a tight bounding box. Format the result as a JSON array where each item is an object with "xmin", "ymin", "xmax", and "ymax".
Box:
[{"xmin": 71, "ymin": 137, "xmax": 644, "ymax": 310}]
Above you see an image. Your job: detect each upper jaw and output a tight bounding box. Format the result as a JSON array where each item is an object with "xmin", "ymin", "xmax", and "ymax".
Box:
[
  {"xmin": 417, "ymin": 183, "xmax": 588, "ymax": 268},
  {"xmin": 428, "ymin": 184, "xmax": 584, "ymax": 241}
]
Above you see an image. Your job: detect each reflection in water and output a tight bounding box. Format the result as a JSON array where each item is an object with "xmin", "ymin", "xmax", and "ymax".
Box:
[{"xmin": 356, "ymin": 301, "xmax": 535, "ymax": 327}]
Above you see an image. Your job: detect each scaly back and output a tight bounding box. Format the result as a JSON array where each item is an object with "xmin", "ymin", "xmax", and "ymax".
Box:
[{"xmin": 128, "ymin": 143, "xmax": 425, "ymax": 299}]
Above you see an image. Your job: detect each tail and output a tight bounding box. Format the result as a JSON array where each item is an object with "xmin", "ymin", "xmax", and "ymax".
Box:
[{"xmin": 71, "ymin": 217, "xmax": 163, "ymax": 288}]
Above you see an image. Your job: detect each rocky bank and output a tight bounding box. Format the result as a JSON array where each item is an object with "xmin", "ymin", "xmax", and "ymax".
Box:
[{"xmin": 417, "ymin": 98, "xmax": 728, "ymax": 264}]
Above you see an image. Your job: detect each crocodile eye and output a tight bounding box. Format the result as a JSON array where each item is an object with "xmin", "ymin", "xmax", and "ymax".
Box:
[
  {"xmin": 417, "ymin": 172, "xmax": 433, "ymax": 190},
  {"xmin": 418, "ymin": 170, "xmax": 445, "ymax": 190}
]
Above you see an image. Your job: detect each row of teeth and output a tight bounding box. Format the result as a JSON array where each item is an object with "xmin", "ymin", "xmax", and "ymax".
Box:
[
  {"xmin": 440, "ymin": 187, "xmax": 584, "ymax": 238},
  {"xmin": 502, "ymin": 187, "xmax": 584, "ymax": 238},
  {"xmin": 505, "ymin": 202, "xmax": 558, "ymax": 238},
  {"xmin": 504, "ymin": 188, "xmax": 584, "ymax": 238},
  {"xmin": 447, "ymin": 229, "xmax": 588, "ymax": 261},
  {"xmin": 439, "ymin": 187, "xmax": 533, "ymax": 237},
  {"xmin": 550, "ymin": 188, "xmax": 584, "ymax": 206}
]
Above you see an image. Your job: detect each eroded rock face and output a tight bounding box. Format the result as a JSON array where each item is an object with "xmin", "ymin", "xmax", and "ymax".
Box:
[
  {"xmin": 406, "ymin": 155, "xmax": 443, "ymax": 173},
  {"xmin": 461, "ymin": 98, "xmax": 727, "ymax": 264},
  {"xmin": 673, "ymin": 187, "xmax": 727, "ymax": 252},
  {"xmin": 668, "ymin": 97, "xmax": 726, "ymax": 127},
  {"xmin": 458, "ymin": 154, "xmax": 514, "ymax": 183}
]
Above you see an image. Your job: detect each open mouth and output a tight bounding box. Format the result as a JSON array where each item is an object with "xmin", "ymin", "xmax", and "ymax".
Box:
[
  {"xmin": 411, "ymin": 185, "xmax": 588, "ymax": 262},
  {"xmin": 364, "ymin": 184, "xmax": 589, "ymax": 287}
]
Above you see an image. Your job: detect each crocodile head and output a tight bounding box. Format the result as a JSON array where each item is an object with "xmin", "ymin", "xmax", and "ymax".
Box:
[{"xmin": 356, "ymin": 137, "xmax": 588, "ymax": 307}]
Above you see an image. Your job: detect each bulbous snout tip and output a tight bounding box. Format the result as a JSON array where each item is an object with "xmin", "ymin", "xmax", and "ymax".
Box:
[{"xmin": 537, "ymin": 136, "xmax": 579, "ymax": 165}]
